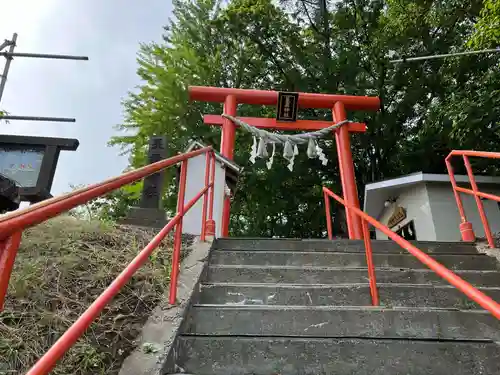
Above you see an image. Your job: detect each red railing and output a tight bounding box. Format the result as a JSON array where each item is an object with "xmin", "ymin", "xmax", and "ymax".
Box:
[
  {"xmin": 323, "ymin": 186, "xmax": 500, "ymax": 319},
  {"xmin": 0, "ymin": 146, "xmax": 216, "ymax": 375},
  {"xmin": 323, "ymin": 188, "xmax": 378, "ymax": 305},
  {"xmin": 445, "ymin": 150, "xmax": 500, "ymax": 248}
]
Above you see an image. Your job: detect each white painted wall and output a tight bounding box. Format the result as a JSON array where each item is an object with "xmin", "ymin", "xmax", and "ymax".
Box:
[
  {"xmin": 376, "ymin": 182, "xmax": 436, "ymax": 241},
  {"xmin": 374, "ymin": 181, "xmax": 500, "ymax": 241},
  {"xmin": 182, "ymin": 154, "xmax": 226, "ymax": 238},
  {"xmin": 427, "ymin": 183, "xmax": 500, "ymax": 241}
]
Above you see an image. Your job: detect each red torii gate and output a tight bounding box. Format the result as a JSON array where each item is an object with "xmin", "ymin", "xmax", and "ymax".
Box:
[{"xmin": 189, "ymin": 86, "xmax": 380, "ymax": 239}]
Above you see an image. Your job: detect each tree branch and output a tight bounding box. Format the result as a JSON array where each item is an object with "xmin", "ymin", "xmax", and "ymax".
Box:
[
  {"xmin": 247, "ymin": 33, "xmax": 294, "ymax": 87},
  {"xmin": 300, "ymin": 0, "xmax": 321, "ymax": 36}
]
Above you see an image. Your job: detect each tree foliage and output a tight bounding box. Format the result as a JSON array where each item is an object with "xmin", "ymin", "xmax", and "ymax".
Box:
[
  {"xmin": 69, "ymin": 183, "xmax": 142, "ymax": 222},
  {"xmin": 469, "ymin": 0, "xmax": 500, "ymax": 48},
  {"xmin": 109, "ymin": 0, "xmax": 500, "ymax": 237}
]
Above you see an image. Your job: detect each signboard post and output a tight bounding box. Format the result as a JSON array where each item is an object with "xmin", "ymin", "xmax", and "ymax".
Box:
[{"xmin": 120, "ymin": 136, "xmax": 168, "ymax": 228}]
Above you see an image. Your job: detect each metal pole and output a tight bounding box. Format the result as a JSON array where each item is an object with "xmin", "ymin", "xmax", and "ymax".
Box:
[
  {"xmin": 0, "ymin": 33, "xmax": 89, "ymax": 125},
  {"xmin": 200, "ymin": 152, "xmax": 211, "ymax": 241},
  {"xmin": 324, "ymin": 191, "xmax": 333, "ymax": 240},
  {"xmin": 0, "ymin": 33, "xmax": 17, "ymax": 104},
  {"xmin": 390, "ymin": 48, "xmax": 500, "ymax": 63},
  {"xmin": 362, "ymin": 218, "xmax": 379, "ymax": 306},
  {"xmin": 0, "ymin": 115, "xmax": 75, "ymax": 122},
  {"xmin": 462, "ymin": 155, "xmax": 495, "ymax": 248},
  {"xmin": 0, "ymin": 40, "xmax": 13, "ymax": 52},
  {"xmin": 0, "ymin": 231, "xmax": 22, "ymax": 311},
  {"xmin": 0, "ymin": 52, "xmax": 89, "ymax": 60},
  {"xmin": 169, "ymin": 159, "xmax": 188, "ymax": 304}
]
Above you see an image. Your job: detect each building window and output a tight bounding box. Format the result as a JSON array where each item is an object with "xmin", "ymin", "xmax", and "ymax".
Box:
[{"xmin": 396, "ymin": 221, "xmax": 416, "ymax": 240}]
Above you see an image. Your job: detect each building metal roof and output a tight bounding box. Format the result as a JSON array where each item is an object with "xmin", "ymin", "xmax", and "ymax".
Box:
[{"xmin": 185, "ymin": 140, "xmax": 240, "ymax": 173}]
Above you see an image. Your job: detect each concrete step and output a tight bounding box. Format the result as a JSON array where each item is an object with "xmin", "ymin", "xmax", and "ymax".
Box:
[
  {"xmin": 198, "ymin": 283, "xmax": 500, "ymax": 309},
  {"xmin": 172, "ymin": 336, "xmax": 500, "ymax": 375},
  {"xmin": 206, "ymin": 265, "xmax": 500, "ymax": 287},
  {"xmin": 213, "ymin": 238, "xmax": 480, "ymax": 254},
  {"xmin": 210, "ymin": 250, "xmax": 498, "ymax": 270},
  {"xmin": 183, "ymin": 306, "xmax": 500, "ymax": 341}
]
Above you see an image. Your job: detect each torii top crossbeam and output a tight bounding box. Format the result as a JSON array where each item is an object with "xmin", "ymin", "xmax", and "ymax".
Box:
[{"xmin": 189, "ymin": 86, "xmax": 380, "ymax": 111}]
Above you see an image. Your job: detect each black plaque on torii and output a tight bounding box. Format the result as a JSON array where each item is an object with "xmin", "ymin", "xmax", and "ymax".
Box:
[
  {"xmin": 140, "ymin": 136, "xmax": 167, "ymax": 209},
  {"xmin": 276, "ymin": 91, "xmax": 299, "ymax": 122}
]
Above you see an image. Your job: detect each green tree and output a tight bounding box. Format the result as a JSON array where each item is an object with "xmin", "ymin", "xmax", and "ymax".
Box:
[
  {"xmin": 68, "ymin": 182, "xmax": 142, "ymax": 222},
  {"xmin": 112, "ymin": 0, "xmax": 499, "ymax": 237},
  {"xmin": 469, "ymin": 0, "xmax": 500, "ymax": 48},
  {"xmin": 0, "ymin": 109, "xmax": 10, "ymax": 123}
]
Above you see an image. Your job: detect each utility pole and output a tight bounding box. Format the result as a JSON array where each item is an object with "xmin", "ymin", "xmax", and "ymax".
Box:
[
  {"xmin": 0, "ymin": 33, "xmax": 89, "ymax": 123},
  {"xmin": 0, "ymin": 33, "xmax": 17, "ymax": 104}
]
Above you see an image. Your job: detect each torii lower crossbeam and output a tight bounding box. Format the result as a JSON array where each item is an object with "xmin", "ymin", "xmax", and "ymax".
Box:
[{"xmin": 204, "ymin": 115, "xmax": 367, "ymax": 132}]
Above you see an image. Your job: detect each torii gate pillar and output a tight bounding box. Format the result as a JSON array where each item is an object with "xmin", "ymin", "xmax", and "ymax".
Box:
[
  {"xmin": 189, "ymin": 86, "xmax": 380, "ymax": 239},
  {"xmin": 332, "ymin": 101, "xmax": 362, "ymax": 239},
  {"xmin": 220, "ymin": 95, "xmax": 237, "ymax": 236}
]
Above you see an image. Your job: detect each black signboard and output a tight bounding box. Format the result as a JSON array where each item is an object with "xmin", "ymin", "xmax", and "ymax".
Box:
[
  {"xmin": 140, "ymin": 136, "xmax": 167, "ymax": 209},
  {"xmin": 276, "ymin": 92, "xmax": 299, "ymax": 122},
  {"xmin": 0, "ymin": 146, "xmax": 45, "ymax": 188},
  {"xmin": 0, "ymin": 135, "xmax": 79, "ymax": 203}
]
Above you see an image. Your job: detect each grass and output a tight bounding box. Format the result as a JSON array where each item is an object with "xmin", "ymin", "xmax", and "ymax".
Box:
[{"xmin": 0, "ymin": 216, "xmax": 185, "ymax": 375}]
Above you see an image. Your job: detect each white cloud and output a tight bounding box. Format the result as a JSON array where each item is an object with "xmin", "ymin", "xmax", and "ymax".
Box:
[
  {"xmin": 0, "ymin": 1, "xmax": 59, "ymax": 39},
  {"xmin": 0, "ymin": 1, "xmax": 173, "ymax": 196}
]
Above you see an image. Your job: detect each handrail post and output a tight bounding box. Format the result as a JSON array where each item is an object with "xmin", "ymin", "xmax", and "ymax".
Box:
[
  {"xmin": 324, "ymin": 190, "xmax": 333, "ymax": 240},
  {"xmin": 445, "ymin": 158, "xmax": 475, "ymax": 242},
  {"xmin": 333, "ymin": 138, "xmax": 353, "ymax": 238},
  {"xmin": 200, "ymin": 152, "xmax": 210, "ymax": 241},
  {"xmin": 0, "ymin": 231, "xmax": 22, "ymax": 311},
  {"xmin": 463, "ymin": 155, "xmax": 495, "ymax": 248},
  {"xmin": 169, "ymin": 159, "xmax": 188, "ymax": 304},
  {"xmin": 205, "ymin": 153, "xmax": 216, "ymax": 237},
  {"xmin": 361, "ymin": 219, "xmax": 379, "ymax": 306}
]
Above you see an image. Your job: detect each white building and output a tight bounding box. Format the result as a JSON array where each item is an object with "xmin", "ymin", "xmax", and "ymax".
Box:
[
  {"xmin": 364, "ymin": 172, "xmax": 500, "ymax": 242},
  {"xmin": 182, "ymin": 141, "xmax": 240, "ymax": 238}
]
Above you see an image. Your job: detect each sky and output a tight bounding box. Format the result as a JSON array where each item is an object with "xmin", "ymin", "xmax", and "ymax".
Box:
[{"xmin": 0, "ymin": 0, "xmax": 173, "ymax": 195}]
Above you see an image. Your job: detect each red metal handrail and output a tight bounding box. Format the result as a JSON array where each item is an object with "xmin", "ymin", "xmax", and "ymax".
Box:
[
  {"xmin": 0, "ymin": 146, "xmax": 217, "ymax": 375},
  {"xmin": 445, "ymin": 150, "xmax": 500, "ymax": 248},
  {"xmin": 323, "ymin": 188, "xmax": 378, "ymax": 305},
  {"xmin": 0, "ymin": 146, "xmax": 212, "ymax": 237},
  {"xmin": 0, "ymin": 146, "xmax": 215, "ymax": 310},
  {"xmin": 323, "ymin": 186, "xmax": 500, "ymax": 319}
]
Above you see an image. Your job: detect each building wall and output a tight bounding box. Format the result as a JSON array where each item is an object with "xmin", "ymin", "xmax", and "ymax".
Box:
[
  {"xmin": 427, "ymin": 183, "xmax": 500, "ymax": 241},
  {"xmin": 376, "ymin": 182, "xmax": 436, "ymax": 241},
  {"xmin": 182, "ymin": 154, "xmax": 226, "ymax": 238}
]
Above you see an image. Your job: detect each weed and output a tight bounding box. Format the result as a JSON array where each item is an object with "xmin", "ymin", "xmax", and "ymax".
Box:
[{"xmin": 0, "ymin": 216, "xmax": 192, "ymax": 375}]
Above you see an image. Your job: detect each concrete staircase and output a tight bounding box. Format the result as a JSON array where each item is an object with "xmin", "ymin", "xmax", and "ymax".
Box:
[{"xmin": 166, "ymin": 238, "xmax": 500, "ymax": 374}]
